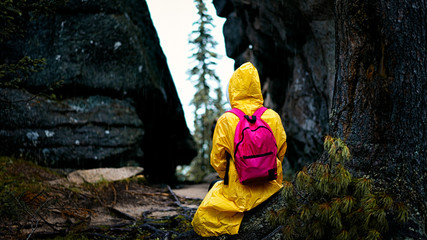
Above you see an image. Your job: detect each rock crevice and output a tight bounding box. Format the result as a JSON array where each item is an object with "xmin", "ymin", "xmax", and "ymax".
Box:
[{"xmin": 214, "ymin": 0, "xmax": 335, "ymax": 169}]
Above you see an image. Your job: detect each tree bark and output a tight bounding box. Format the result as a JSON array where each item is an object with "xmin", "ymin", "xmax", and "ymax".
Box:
[{"xmin": 333, "ymin": 0, "xmax": 426, "ymax": 237}]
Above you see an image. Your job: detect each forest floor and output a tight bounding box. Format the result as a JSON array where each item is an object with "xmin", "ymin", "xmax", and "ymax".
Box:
[{"xmin": 0, "ymin": 157, "xmax": 208, "ymax": 239}]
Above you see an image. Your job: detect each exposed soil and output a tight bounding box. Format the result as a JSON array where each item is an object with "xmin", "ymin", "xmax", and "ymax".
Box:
[{"xmin": 0, "ymin": 161, "xmax": 208, "ymax": 239}]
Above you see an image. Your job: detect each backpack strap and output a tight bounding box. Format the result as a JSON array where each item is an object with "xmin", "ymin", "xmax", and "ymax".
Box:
[
  {"xmin": 227, "ymin": 106, "xmax": 268, "ymax": 119},
  {"xmin": 226, "ymin": 108, "xmax": 245, "ymax": 119},
  {"xmin": 224, "ymin": 152, "xmax": 231, "ymax": 185},
  {"xmin": 253, "ymin": 106, "xmax": 268, "ymax": 117}
]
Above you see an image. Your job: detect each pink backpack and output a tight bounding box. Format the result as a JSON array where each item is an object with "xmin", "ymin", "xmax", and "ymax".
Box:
[{"xmin": 227, "ymin": 107, "xmax": 278, "ymax": 184}]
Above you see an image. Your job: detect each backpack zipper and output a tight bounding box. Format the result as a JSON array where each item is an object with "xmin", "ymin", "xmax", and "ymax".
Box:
[{"xmin": 243, "ymin": 151, "xmax": 274, "ymax": 159}]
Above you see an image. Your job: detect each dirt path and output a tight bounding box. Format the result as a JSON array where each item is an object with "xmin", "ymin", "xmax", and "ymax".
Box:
[
  {"xmin": 1, "ymin": 165, "xmax": 208, "ymax": 239},
  {"xmin": 172, "ymin": 183, "xmax": 210, "ymax": 200}
]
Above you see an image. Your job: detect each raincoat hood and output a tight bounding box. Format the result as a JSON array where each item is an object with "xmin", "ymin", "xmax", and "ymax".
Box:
[{"xmin": 228, "ymin": 62, "xmax": 263, "ymax": 113}]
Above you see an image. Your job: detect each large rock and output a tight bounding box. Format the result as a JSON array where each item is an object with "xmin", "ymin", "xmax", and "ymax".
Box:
[
  {"xmin": 214, "ymin": 0, "xmax": 335, "ymax": 170},
  {"xmin": 0, "ymin": 0, "xmax": 197, "ymax": 183},
  {"xmin": 66, "ymin": 166, "xmax": 144, "ymax": 184}
]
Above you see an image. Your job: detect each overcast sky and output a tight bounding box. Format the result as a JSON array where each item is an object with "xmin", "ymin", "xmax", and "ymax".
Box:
[{"xmin": 146, "ymin": 0, "xmax": 234, "ymax": 133}]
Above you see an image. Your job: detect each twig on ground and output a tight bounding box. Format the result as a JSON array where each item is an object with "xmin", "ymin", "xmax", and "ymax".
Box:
[
  {"xmin": 138, "ymin": 223, "xmax": 164, "ymax": 234},
  {"xmin": 167, "ymin": 185, "xmax": 182, "ymax": 207},
  {"xmin": 33, "ymin": 198, "xmax": 61, "ymax": 233},
  {"xmin": 166, "ymin": 185, "xmax": 198, "ymax": 221},
  {"xmin": 125, "ymin": 190, "xmax": 169, "ymax": 197},
  {"xmin": 26, "ymin": 190, "xmax": 45, "ymax": 204},
  {"xmin": 94, "ymin": 189, "xmax": 108, "ymax": 207},
  {"xmin": 11, "ymin": 191, "xmax": 60, "ymax": 237},
  {"xmin": 111, "ymin": 184, "xmax": 117, "ymax": 206},
  {"xmin": 26, "ymin": 218, "xmax": 40, "ymax": 240},
  {"xmin": 107, "ymin": 207, "xmax": 137, "ymax": 221},
  {"xmin": 261, "ymin": 225, "xmax": 283, "ymax": 240}
]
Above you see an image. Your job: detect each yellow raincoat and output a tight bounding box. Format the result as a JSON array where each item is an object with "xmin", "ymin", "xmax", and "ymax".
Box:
[{"xmin": 191, "ymin": 62, "xmax": 287, "ymax": 237}]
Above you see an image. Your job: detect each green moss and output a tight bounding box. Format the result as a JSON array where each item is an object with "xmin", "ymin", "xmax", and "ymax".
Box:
[
  {"xmin": 0, "ymin": 156, "xmax": 59, "ymax": 222},
  {"xmin": 173, "ymin": 215, "xmax": 193, "ymax": 232}
]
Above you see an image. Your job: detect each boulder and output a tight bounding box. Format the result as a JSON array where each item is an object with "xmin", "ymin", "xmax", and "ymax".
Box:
[
  {"xmin": 214, "ymin": 0, "xmax": 335, "ymax": 170},
  {"xmin": 0, "ymin": 0, "xmax": 197, "ymax": 183}
]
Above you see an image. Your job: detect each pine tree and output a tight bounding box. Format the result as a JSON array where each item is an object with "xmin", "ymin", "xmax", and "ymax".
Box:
[
  {"xmin": 269, "ymin": 136, "xmax": 409, "ymax": 240},
  {"xmin": 186, "ymin": 0, "xmax": 224, "ymax": 182}
]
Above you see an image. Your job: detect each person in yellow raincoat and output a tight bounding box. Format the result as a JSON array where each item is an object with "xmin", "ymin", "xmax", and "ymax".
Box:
[{"xmin": 191, "ymin": 62, "xmax": 287, "ymax": 237}]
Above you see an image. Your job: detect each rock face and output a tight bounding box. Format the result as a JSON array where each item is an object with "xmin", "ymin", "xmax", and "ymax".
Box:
[
  {"xmin": 214, "ymin": 0, "xmax": 335, "ymax": 170},
  {"xmin": 0, "ymin": 0, "xmax": 197, "ymax": 182}
]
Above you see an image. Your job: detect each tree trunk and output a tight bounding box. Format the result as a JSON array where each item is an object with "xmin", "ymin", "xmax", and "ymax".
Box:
[{"xmin": 332, "ymin": 0, "xmax": 426, "ymax": 237}]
